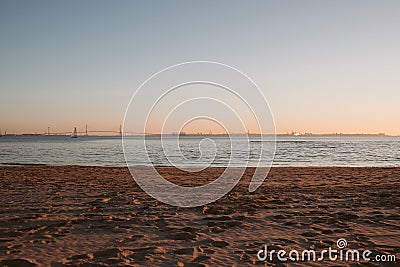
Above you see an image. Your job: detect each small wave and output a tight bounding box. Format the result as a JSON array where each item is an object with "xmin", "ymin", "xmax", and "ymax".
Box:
[
  {"xmin": 251, "ymin": 140, "xmax": 308, "ymax": 143},
  {"xmin": 1, "ymin": 162, "xmax": 48, "ymax": 166}
]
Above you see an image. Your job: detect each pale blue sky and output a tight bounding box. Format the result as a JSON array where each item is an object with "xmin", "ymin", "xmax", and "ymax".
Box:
[{"xmin": 1, "ymin": 0, "xmax": 399, "ymax": 134}]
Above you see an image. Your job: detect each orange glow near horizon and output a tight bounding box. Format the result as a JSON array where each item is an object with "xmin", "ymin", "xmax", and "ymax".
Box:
[{"xmin": 3, "ymin": 123, "xmax": 399, "ymax": 136}]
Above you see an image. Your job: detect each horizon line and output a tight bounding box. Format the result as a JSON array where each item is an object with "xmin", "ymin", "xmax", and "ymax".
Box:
[{"xmin": 1, "ymin": 132, "xmax": 399, "ymax": 137}]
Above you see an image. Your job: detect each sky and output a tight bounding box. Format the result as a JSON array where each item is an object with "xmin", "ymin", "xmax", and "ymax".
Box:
[{"xmin": 0, "ymin": 0, "xmax": 399, "ymax": 135}]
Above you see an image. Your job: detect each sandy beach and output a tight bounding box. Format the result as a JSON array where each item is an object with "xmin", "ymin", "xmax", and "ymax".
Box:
[{"xmin": 0, "ymin": 166, "xmax": 398, "ymax": 266}]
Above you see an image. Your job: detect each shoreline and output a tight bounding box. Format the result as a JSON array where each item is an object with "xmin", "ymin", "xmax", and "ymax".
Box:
[
  {"xmin": 2, "ymin": 164, "xmax": 400, "ymax": 168},
  {"xmin": 2, "ymin": 134, "xmax": 399, "ymax": 137}
]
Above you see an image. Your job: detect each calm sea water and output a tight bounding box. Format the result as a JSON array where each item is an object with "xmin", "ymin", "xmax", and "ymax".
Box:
[{"xmin": 0, "ymin": 135, "xmax": 399, "ymax": 167}]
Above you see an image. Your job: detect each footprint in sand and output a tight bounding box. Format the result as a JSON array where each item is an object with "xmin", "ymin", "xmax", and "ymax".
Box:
[
  {"xmin": 0, "ymin": 259, "xmax": 37, "ymax": 267},
  {"xmin": 174, "ymin": 247, "xmax": 197, "ymax": 255},
  {"xmin": 211, "ymin": 240, "xmax": 229, "ymax": 248},
  {"xmin": 171, "ymin": 232, "xmax": 197, "ymax": 241}
]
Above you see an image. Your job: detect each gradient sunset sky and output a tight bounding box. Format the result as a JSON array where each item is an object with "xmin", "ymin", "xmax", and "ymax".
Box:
[{"xmin": 1, "ymin": 0, "xmax": 399, "ymax": 135}]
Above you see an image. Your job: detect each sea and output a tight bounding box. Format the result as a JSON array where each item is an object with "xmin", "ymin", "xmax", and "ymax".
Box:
[{"xmin": 0, "ymin": 135, "xmax": 399, "ymax": 167}]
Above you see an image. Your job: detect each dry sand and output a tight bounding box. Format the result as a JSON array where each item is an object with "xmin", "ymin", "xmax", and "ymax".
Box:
[{"xmin": 0, "ymin": 166, "xmax": 399, "ymax": 266}]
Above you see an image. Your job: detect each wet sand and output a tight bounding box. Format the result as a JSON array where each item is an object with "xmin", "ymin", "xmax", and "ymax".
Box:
[{"xmin": 0, "ymin": 167, "xmax": 399, "ymax": 266}]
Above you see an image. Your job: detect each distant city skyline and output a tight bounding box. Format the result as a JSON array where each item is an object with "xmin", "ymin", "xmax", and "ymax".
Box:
[
  {"xmin": 1, "ymin": 1, "xmax": 399, "ymax": 135},
  {"xmin": 0, "ymin": 125, "xmax": 395, "ymax": 137}
]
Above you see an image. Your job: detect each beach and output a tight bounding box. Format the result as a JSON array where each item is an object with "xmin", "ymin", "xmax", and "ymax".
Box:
[{"xmin": 0, "ymin": 166, "xmax": 399, "ymax": 266}]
